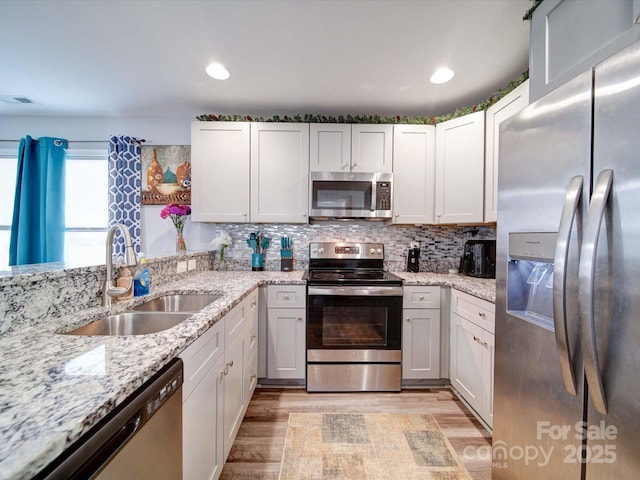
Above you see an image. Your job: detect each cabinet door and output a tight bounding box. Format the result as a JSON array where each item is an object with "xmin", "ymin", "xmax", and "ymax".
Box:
[
  {"xmin": 223, "ymin": 333, "xmax": 246, "ymax": 461},
  {"xmin": 392, "ymin": 125, "xmax": 436, "ymax": 224},
  {"xmin": 310, "ymin": 124, "xmax": 351, "ymax": 172},
  {"xmin": 250, "ymin": 123, "xmax": 309, "ymax": 223},
  {"xmin": 402, "ymin": 308, "xmax": 440, "ymax": 380},
  {"xmin": 183, "ymin": 354, "xmax": 225, "ymax": 480},
  {"xmin": 191, "ymin": 121, "xmax": 250, "ymax": 222},
  {"xmin": 529, "ymin": 0, "xmax": 640, "ymax": 102},
  {"xmin": 435, "ymin": 111, "xmax": 485, "ymax": 224},
  {"xmin": 351, "ymin": 124, "xmax": 393, "ymax": 172},
  {"xmin": 267, "ymin": 308, "xmax": 306, "ymax": 379},
  {"xmin": 484, "ymin": 81, "xmax": 529, "ymax": 222},
  {"xmin": 450, "ymin": 312, "xmax": 483, "ymax": 413},
  {"xmin": 481, "ymin": 330, "xmax": 495, "ymax": 428}
]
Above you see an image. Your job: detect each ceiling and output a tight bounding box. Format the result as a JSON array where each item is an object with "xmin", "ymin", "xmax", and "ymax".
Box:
[{"xmin": 0, "ymin": 0, "xmax": 531, "ymax": 120}]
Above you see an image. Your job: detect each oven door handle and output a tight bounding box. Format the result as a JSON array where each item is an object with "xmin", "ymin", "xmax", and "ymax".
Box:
[{"xmin": 308, "ymin": 286, "xmax": 403, "ymax": 297}]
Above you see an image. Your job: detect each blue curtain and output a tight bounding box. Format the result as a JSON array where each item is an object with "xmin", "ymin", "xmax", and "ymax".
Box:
[
  {"xmin": 108, "ymin": 135, "xmax": 142, "ymax": 258},
  {"xmin": 9, "ymin": 136, "xmax": 68, "ymax": 266}
]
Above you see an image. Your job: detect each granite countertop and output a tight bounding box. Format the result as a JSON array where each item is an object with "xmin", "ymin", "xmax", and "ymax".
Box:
[
  {"xmin": 396, "ymin": 272, "xmax": 496, "ymax": 303},
  {"xmin": 0, "ymin": 270, "xmax": 494, "ymax": 480}
]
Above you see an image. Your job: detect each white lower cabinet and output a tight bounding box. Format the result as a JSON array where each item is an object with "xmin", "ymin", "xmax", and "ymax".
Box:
[
  {"xmin": 180, "ymin": 288, "xmax": 258, "ymax": 480},
  {"xmin": 266, "ymin": 285, "xmax": 306, "ymax": 380},
  {"xmin": 402, "ymin": 286, "xmax": 441, "ymax": 380},
  {"xmin": 449, "ymin": 289, "xmax": 495, "ymax": 429},
  {"xmin": 181, "ymin": 320, "xmax": 225, "ymax": 480}
]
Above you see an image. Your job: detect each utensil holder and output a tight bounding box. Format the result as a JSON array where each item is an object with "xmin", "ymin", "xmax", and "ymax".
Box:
[
  {"xmin": 251, "ymin": 253, "xmax": 264, "ymax": 271},
  {"xmin": 281, "ymin": 258, "xmax": 293, "ymax": 272}
]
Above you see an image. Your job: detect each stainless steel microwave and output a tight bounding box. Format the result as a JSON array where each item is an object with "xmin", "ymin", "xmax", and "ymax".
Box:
[{"xmin": 309, "ymin": 172, "xmax": 393, "ymax": 221}]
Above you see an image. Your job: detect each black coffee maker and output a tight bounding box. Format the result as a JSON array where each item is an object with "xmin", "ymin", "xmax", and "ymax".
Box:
[
  {"xmin": 459, "ymin": 240, "xmax": 496, "ymax": 278},
  {"xmin": 407, "ymin": 247, "xmax": 420, "ymax": 272}
]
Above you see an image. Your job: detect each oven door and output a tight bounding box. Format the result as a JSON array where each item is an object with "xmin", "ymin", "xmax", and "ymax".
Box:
[{"xmin": 307, "ymin": 285, "xmax": 402, "ymax": 356}]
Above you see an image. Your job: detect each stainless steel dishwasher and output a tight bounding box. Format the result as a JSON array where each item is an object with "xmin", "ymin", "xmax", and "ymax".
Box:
[{"xmin": 37, "ymin": 358, "xmax": 183, "ymax": 480}]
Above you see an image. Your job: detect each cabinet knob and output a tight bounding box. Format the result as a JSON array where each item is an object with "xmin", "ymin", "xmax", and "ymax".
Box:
[
  {"xmin": 473, "ymin": 335, "xmax": 480, "ymax": 343},
  {"xmin": 251, "ymin": 374, "xmax": 257, "ymax": 380},
  {"xmin": 436, "ymin": 213, "xmax": 441, "ymax": 217},
  {"xmin": 352, "ymin": 163, "xmax": 357, "ymax": 167},
  {"xmin": 283, "ymin": 294, "xmax": 289, "ymax": 300},
  {"xmin": 297, "ymin": 316, "xmax": 303, "ymax": 321},
  {"xmin": 395, "ymin": 213, "xmax": 400, "ymax": 218},
  {"xmin": 418, "ymin": 295, "xmax": 425, "ymax": 301},
  {"xmin": 243, "ymin": 212, "xmax": 247, "ymax": 216},
  {"xmin": 478, "ymin": 312, "xmax": 485, "ymax": 318},
  {"xmin": 406, "ymin": 317, "xmax": 411, "ymax": 322},
  {"xmin": 302, "ymin": 213, "xmax": 307, "ymax": 217}
]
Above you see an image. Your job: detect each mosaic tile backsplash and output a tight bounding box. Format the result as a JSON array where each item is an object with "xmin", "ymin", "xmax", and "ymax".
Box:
[{"xmin": 209, "ymin": 223, "xmax": 495, "ymax": 272}]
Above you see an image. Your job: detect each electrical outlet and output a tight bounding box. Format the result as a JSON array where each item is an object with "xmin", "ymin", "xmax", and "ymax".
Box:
[
  {"xmin": 177, "ymin": 261, "xmax": 187, "ymax": 273},
  {"xmin": 188, "ymin": 259, "xmax": 196, "ymax": 271}
]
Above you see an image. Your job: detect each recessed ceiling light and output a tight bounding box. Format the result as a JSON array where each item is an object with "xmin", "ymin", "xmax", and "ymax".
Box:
[
  {"xmin": 205, "ymin": 63, "xmax": 230, "ymax": 80},
  {"xmin": 430, "ymin": 67, "xmax": 455, "ymax": 85}
]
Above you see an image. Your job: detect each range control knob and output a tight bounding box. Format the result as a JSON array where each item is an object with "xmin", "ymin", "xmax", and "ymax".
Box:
[
  {"xmin": 370, "ymin": 248, "xmax": 376, "ymax": 255},
  {"xmin": 376, "ymin": 248, "xmax": 383, "ymax": 254},
  {"xmin": 318, "ymin": 248, "xmax": 324, "ymax": 255}
]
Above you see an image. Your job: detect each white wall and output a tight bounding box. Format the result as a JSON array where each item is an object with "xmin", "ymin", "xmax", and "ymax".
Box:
[{"xmin": 0, "ymin": 115, "xmax": 220, "ymax": 256}]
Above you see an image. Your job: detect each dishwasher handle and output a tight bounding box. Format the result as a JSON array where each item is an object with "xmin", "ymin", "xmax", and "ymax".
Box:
[{"xmin": 71, "ymin": 413, "xmax": 143, "ymax": 480}]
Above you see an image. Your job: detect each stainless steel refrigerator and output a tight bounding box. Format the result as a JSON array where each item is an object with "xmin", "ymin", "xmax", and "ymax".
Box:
[{"xmin": 494, "ymin": 39, "xmax": 640, "ymax": 478}]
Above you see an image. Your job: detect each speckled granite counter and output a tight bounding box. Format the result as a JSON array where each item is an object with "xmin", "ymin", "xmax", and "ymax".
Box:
[
  {"xmin": 396, "ymin": 272, "xmax": 496, "ymax": 303},
  {"xmin": 0, "ymin": 270, "xmax": 495, "ymax": 480},
  {"xmin": 0, "ymin": 270, "xmax": 304, "ymax": 480}
]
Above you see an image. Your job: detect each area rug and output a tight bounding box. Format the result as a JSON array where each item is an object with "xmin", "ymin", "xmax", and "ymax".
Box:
[{"xmin": 279, "ymin": 412, "xmax": 472, "ymax": 480}]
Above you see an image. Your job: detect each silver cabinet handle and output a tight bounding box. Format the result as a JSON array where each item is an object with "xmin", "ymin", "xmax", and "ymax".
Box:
[
  {"xmin": 579, "ymin": 169, "xmax": 613, "ymax": 415},
  {"xmin": 553, "ymin": 175, "xmax": 583, "ymax": 396}
]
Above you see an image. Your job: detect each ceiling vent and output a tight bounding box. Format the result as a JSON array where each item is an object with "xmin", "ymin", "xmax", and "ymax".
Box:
[{"xmin": 0, "ymin": 96, "xmax": 34, "ymax": 104}]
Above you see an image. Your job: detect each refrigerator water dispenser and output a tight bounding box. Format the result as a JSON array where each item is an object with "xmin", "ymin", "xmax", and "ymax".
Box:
[{"xmin": 507, "ymin": 232, "xmax": 557, "ymax": 331}]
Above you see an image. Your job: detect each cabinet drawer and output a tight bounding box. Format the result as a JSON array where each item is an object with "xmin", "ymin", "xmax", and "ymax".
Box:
[
  {"xmin": 267, "ymin": 285, "xmax": 306, "ymax": 308},
  {"xmin": 403, "ymin": 286, "xmax": 440, "ymax": 309},
  {"xmin": 451, "ymin": 289, "xmax": 495, "ymax": 334},
  {"xmin": 180, "ymin": 319, "xmax": 225, "ymax": 401},
  {"xmin": 225, "ymin": 301, "xmax": 247, "ymax": 347}
]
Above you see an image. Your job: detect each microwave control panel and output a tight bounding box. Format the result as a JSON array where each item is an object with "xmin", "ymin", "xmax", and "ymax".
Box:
[{"xmin": 376, "ymin": 182, "xmax": 392, "ymax": 210}]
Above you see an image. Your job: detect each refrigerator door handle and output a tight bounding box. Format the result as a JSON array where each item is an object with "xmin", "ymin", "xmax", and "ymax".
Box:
[
  {"xmin": 553, "ymin": 175, "xmax": 583, "ymax": 395},
  {"xmin": 579, "ymin": 168, "xmax": 613, "ymax": 415}
]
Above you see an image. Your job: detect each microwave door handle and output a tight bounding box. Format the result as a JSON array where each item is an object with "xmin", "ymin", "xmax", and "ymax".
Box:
[
  {"xmin": 553, "ymin": 175, "xmax": 583, "ymax": 396},
  {"xmin": 370, "ymin": 181, "xmax": 377, "ymax": 211},
  {"xmin": 579, "ymin": 169, "xmax": 613, "ymax": 415}
]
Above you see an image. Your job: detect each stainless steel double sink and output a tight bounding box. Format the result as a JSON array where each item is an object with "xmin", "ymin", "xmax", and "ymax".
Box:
[{"xmin": 63, "ymin": 293, "xmax": 222, "ymax": 336}]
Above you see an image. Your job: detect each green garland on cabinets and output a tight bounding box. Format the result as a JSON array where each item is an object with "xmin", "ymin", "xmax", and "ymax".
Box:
[{"xmin": 196, "ymin": 70, "xmax": 529, "ymax": 125}]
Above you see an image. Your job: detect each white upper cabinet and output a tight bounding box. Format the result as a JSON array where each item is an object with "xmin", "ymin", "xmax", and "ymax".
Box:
[
  {"xmin": 190, "ymin": 121, "xmax": 250, "ymax": 223},
  {"xmin": 250, "ymin": 123, "xmax": 310, "ymax": 223},
  {"xmin": 529, "ymin": 0, "xmax": 640, "ymax": 102},
  {"xmin": 434, "ymin": 111, "xmax": 485, "ymax": 224},
  {"xmin": 392, "ymin": 124, "xmax": 436, "ymax": 224},
  {"xmin": 311, "ymin": 124, "xmax": 393, "ymax": 172},
  {"xmin": 484, "ymin": 81, "xmax": 529, "ymax": 223},
  {"xmin": 309, "ymin": 124, "xmax": 352, "ymax": 172},
  {"xmin": 351, "ymin": 124, "xmax": 393, "ymax": 172}
]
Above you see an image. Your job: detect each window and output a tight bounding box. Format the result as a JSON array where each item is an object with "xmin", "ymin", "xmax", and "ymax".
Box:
[{"xmin": 0, "ymin": 144, "xmax": 108, "ymax": 271}]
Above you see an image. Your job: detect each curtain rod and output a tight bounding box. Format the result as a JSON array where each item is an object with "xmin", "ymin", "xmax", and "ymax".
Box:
[{"xmin": 0, "ymin": 139, "xmax": 146, "ymax": 144}]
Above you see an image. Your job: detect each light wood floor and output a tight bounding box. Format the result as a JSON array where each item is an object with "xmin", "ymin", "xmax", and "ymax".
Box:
[{"xmin": 220, "ymin": 387, "xmax": 492, "ymax": 480}]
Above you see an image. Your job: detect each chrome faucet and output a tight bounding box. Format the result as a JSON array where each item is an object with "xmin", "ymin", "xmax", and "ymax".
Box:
[{"xmin": 103, "ymin": 223, "xmax": 138, "ymax": 306}]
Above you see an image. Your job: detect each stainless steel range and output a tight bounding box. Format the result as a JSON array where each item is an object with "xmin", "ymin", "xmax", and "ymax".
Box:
[{"xmin": 304, "ymin": 242, "xmax": 403, "ymax": 392}]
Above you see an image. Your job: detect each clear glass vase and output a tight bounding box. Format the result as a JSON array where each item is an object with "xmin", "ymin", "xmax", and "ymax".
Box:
[
  {"xmin": 218, "ymin": 246, "xmax": 227, "ymax": 271},
  {"xmin": 176, "ymin": 231, "xmax": 187, "ymax": 252}
]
